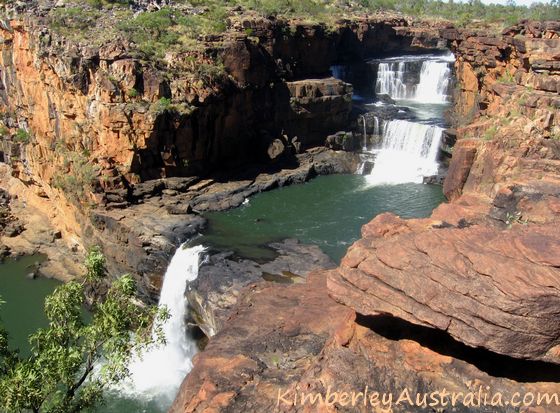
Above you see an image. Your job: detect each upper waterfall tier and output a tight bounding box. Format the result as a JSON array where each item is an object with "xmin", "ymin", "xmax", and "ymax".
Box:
[{"xmin": 374, "ymin": 53, "xmax": 454, "ymax": 103}]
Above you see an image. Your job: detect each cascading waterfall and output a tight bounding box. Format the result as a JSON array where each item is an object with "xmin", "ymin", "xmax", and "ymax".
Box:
[
  {"xmin": 361, "ymin": 115, "xmax": 367, "ymax": 151},
  {"xmin": 120, "ymin": 244, "xmax": 205, "ymax": 406},
  {"xmin": 373, "ymin": 116, "xmax": 379, "ymax": 138},
  {"xmin": 374, "ymin": 54, "xmax": 453, "ymax": 102},
  {"xmin": 414, "ymin": 60, "xmax": 452, "ymax": 103},
  {"xmin": 364, "ymin": 53, "xmax": 453, "ymax": 185},
  {"xmin": 375, "ymin": 61, "xmax": 409, "ymax": 99},
  {"xmin": 366, "ymin": 120, "xmax": 443, "ymax": 185}
]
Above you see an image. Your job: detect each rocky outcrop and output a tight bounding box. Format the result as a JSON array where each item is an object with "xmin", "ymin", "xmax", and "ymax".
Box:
[
  {"xmin": 445, "ymin": 20, "xmax": 560, "ymax": 129},
  {"xmin": 283, "ymin": 79, "xmax": 353, "ymax": 147},
  {"xmin": 328, "ymin": 211, "xmax": 560, "ymax": 364},
  {"xmin": 171, "ymin": 270, "xmax": 560, "ymax": 413},
  {"xmin": 187, "ymin": 239, "xmax": 335, "ymax": 338}
]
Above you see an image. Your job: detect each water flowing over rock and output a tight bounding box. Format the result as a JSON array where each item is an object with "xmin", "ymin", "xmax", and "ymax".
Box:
[
  {"xmin": 414, "ymin": 55, "xmax": 454, "ymax": 103},
  {"xmin": 374, "ymin": 54, "xmax": 454, "ymax": 102},
  {"xmin": 345, "ymin": 53, "xmax": 452, "ymax": 184},
  {"xmin": 123, "ymin": 244, "xmax": 205, "ymax": 407},
  {"xmin": 366, "ymin": 120, "xmax": 443, "ymax": 185},
  {"xmin": 376, "ymin": 61, "xmax": 409, "ymax": 99}
]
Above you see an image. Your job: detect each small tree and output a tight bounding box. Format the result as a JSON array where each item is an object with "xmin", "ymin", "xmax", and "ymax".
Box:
[{"xmin": 0, "ymin": 248, "xmax": 169, "ymax": 413}]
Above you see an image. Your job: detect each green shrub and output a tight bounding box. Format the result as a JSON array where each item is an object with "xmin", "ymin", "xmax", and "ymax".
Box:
[
  {"xmin": 86, "ymin": 0, "xmax": 131, "ymax": 9},
  {"xmin": 0, "ymin": 248, "xmax": 168, "ymax": 413},
  {"xmin": 151, "ymin": 97, "xmax": 172, "ymax": 114},
  {"xmin": 14, "ymin": 128, "xmax": 30, "ymax": 143},
  {"xmin": 50, "ymin": 7, "xmax": 101, "ymax": 34},
  {"xmin": 127, "ymin": 88, "xmax": 139, "ymax": 98},
  {"xmin": 497, "ymin": 70, "xmax": 515, "ymax": 84},
  {"xmin": 194, "ymin": 61, "xmax": 227, "ymax": 86},
  {"xmin": 118, "ymin": 8, "xmax": 182, "ymax": 58},
  {"xmin": 483, "ymin": 126, "xmax": 498, "ymax": 141}
]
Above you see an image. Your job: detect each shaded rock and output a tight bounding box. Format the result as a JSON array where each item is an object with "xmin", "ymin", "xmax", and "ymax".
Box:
[
  {"xmin": 283, "ymin": 78, "xmax": 353, "ymax": 147},
  {"xmin": 4, "ymin": 222, "xmax": 24, "ymax": 237},
  {"xmin": 325, "ymin": 131, "xmax": 360, "ymax": 151},
  {"xmin": 0, "ymin": 244, "xmax": 10, "ymax": 259},
  {"xmin": 443, "ymin": 139, "xmax": 478, "ymax": 201}
]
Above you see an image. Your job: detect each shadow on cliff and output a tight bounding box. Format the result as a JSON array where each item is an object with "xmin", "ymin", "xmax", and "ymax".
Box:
[{"xmin": 357, "ymin": 314, "xmax": 560, "ymax": 383}]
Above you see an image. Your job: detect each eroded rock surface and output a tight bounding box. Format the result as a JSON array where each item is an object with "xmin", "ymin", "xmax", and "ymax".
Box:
[
  {"xmin": 171, "ymin": 271, "xmax": 560, "ymax": 413},
  {"xmin": 187, "ymin": 239, "xmax": 335, "ymax": 338},
  {"xmin": 328, "ymin": 212, "xmax": 560, "ymax": 364}
]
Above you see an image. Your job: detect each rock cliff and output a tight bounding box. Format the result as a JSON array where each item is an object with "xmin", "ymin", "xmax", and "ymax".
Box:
[
  {"xmin": 172, "ymin": 20, "xmax": 560, "ymax": 412},
  {"xmin": 0, "ymin": 4, "xmax": 446, "ymax": 291}
]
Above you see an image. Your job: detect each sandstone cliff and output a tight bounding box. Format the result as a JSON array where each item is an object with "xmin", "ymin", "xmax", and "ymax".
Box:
[
  {"xmin": 171, "ymin": 20, "xmax": 560, "ymax": 412},
  {"xmin": 0, "ymin": 3, "xmax": 447, "ymax": 294}
]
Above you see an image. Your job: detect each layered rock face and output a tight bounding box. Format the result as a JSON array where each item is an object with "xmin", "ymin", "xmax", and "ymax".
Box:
[
  {"xmin": 329, "ymin": 211, "xmax": 560, "ymax": 364},
  {"xmin": 0, "ymin": 13, "xmax": 429, "ymax": 194},
  {"xmin": 173, "ymin": 21, "xmax": 560, "ymax": 412},
  {"xmin": 329, "ymin": 20, "xmax": 560, "ymax": 364},
  {"xmin": 0, "ymin": 8, "xmax": 446, "ymax": 286},
  {"xmin": 172, "ymin": 272, "xmax": 560, "ymax": 413}
]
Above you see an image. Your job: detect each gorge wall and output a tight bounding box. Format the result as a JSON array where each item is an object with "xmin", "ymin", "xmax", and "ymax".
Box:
[
  {"xmin": 171, "ymin": 21, "xmax": 560, "ymax": 413},
  {"xmin": 0, "ymin": 6, "xmax": 447, "ymax": 295}
]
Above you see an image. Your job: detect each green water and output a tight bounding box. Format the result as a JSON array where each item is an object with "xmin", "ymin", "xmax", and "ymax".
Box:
[
  {"xmin": 0, "ymin": 255, "xmax": 60, "ymax": 355},
  {"xmin": 0, "ymin": 175, "xmax": 445, "ymax": 413},
  {"xmin": 201, "ymin": 174, "xmax": 446, "ymax": 262}
]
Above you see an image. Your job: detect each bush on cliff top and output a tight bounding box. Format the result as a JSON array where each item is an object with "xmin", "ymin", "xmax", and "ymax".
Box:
[
  {"xmin": 45, "ymin": 0, "xmax": 560, "ymax": 61},
  {"xmin": 0, "ymin": 248, "xmax": 169, "ymax": 413}
]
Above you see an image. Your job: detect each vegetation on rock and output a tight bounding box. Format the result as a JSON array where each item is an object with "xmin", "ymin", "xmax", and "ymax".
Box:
[
  {"xmin": 0, "ymin": 248, "xmax": 168, "ymax": 413},
  {"xmin": 51, "ymin": 142, "xmax": 99, "ymax": 206},
  {"xmin": 36, "ymin": 0, "xmax": 560, "ymax": 60}
]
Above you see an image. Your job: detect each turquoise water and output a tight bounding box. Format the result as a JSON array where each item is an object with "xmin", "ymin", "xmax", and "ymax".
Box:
[
  {"xmin": 0, "ymin": 254, "xmax": 60, "ymax": 355},
  {"xmin": 201, "ymin": 174, "xmax": 445, "ymax": 262}
]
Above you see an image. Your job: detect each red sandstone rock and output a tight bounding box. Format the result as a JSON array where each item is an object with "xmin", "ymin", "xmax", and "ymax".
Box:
[
  {"xmin": 328, "ymin": 212, "xmax": 560, "ymax": 364},
  {"xmin": 171, "ymin": 270, "xmax": 560, "ymax": 413},
  {"xmin": 443, "ymin": 139, "xmax": 478, "ymax": 201}
]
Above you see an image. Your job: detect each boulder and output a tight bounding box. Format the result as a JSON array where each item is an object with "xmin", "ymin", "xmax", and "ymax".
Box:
[
  {"xmin": 325, "ymin": 131, "xmax": 359, "ymax": 151},
  {"xmin": 328, "ymin": 212, "xmax": 560, "ymax": 364}
]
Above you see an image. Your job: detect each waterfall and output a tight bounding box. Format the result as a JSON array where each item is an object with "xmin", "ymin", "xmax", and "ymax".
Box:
[
  {"xmin": 374, "ymin": 54, "xmax": 453, "ymax": 102},
  {"xmin": 375, "ymin": 62, "xmax": 409, "ymax": 99},
  {"xmin": 361, "ymin": 115, "xmax": 367, "ymax": 151},
  {"xmin": 366, "ymin": 120, "xmax": 443, "ymax": 185},
  {"xmin": 362, "ymin": 53, "xmax": 454, "ymax": 184},
  {"xmin": 121, "ymin": 244, "xmax": 205, "ymax": 406},
  {"xmin": 373, "ymin": 116, "xmax": 380, "ymax": 138},
  {"xmin": 414, "ymin": 60, "xmax": 451, "ymax": 103}
]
